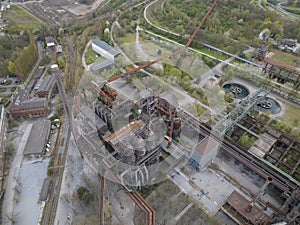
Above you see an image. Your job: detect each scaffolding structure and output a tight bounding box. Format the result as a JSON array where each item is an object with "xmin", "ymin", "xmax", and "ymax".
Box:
[{"xmin": 213, "ymin": 88, "xmax": 269, "ymax": 137}]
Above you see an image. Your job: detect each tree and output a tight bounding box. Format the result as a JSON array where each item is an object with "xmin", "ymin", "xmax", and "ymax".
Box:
[
  {"xmin": 13, "ymin": 31, "xmax": 38, "ymax": 80},
  {"xmin": 7, "ymin": 61, "xmax": 15, "ymax": 74},
  {"xmin": 222, "ymin": 68, "xmax": 234, "ymax": 83},
  {"xmin": 6, "ymin": 141, "xmax": 14, "ymax": 156},
  {"xmin": 77, "ymin": 186, "xmax": 93, "ymax": 205},
  {"xmin": 169, "ymin": 67, "xmax": 182, "ymax": 79},
  {"xmin": 240, "ymin": 134, "xmax": 252, "ymax": 148},
  {"xmin": 224, "ymin": 92, "xmax": 234, "ymax": 103}
]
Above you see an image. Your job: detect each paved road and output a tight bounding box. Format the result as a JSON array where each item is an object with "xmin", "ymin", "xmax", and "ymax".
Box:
[
  {"xmin": 198, "ymin": 57, "xmax": 234, "ymax": 87},
  {"xmin": 198, "ymin": 47, "xmax": 255, "ymax": 87},
  {"xmin": 258, "ymin": 0, "xmax": 267, "ymax": 11},
  {"xmin": 53, "ymin": 136, "xmax": 84, "ymax": 225},
  {"xmin": 169, "ymin": 167, "xmax": 239, "ymax": 216},
  {"xmin": 268, "ymin": 1, "xmax": 300, "ymax": 19},
  {"xmin": 82, "ymin": 40, "xmax": 92, "ymax": 71},
  {"xmin": 144, "ymin": 0, "xmax": 180, "ymax": 37},
  {"xmin": 2, "ymin": 122, "xmax": 29, "ymax": 225}
]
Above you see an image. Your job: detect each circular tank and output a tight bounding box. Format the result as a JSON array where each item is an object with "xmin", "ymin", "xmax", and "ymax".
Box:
[
  {"xmin": 256, "ymin": 97, "xmax": 281, "ymax": 114},
  {"xmin": 223, "ymin": 83, "xmax": 249, "ymax": 98}
]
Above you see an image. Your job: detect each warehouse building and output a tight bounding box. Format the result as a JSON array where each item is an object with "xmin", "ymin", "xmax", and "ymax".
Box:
[
  {"xmin": 23, "ymin": 119, "xmax": 51, "ymax": 157},
  {"xmin": 91, "ymin": 39, "xmax": 121, "ymax": 61}
]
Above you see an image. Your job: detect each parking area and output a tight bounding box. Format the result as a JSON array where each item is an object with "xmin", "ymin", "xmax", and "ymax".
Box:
[{"xmin": 0, "ymin": 77, "xmax": 20, "ymax": 104}]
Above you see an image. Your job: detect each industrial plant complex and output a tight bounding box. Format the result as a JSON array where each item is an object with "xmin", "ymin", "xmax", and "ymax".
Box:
[{"xmin": 0, "ymin": 0, "xmax": 299, "ymax": 225}]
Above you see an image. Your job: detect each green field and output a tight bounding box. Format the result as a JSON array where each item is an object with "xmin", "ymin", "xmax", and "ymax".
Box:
[
  {"xmin": 85, "ymin": 45, "xmax": 107, "ymax": 65},
  {"xmin": 122, "ymin": 33, "xmax": 136, "ymax": 43},
  {"xmin": 272, "ymin": 50, "xmax": 300, "ymax": 68},
  {"xmin": 279, "ymin": 103, "xmax": 300, "ymax": 128},
  {"xmin": 2, "ymin": 5, "xmax": 42, "ymax": 29}
]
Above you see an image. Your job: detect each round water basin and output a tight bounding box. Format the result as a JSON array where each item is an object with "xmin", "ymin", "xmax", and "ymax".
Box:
[
  {"xmin": 256, "ymin": 97, "xmax": 281, "ymax": 114},
  {"xmin": 223, "ymin": 83, "xmax": 249, "ymax": 98}
]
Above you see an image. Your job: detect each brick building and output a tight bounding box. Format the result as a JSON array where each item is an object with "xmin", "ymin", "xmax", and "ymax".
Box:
[
  {"xmin": 9, "ymin": 98, "xmax": 50, "ymax": 119},
  {"xmin": 36, "ymin": 75, "xmax": 57, "ymax": 98}
]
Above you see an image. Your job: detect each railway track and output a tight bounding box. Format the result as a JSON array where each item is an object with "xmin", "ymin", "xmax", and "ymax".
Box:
[{"xmin": 181, "ymin": 110, "xmax": 298, "ymax": 192}]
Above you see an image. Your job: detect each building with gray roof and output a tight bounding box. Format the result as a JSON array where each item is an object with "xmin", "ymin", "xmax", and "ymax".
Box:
[
  {"xmin": 190, "ymin": 137, "xmax": 219, "ymax": 169},
  {"xmin": 56, "ymin": 45, "xmax": 63, "ymax": 55},
  {"xmin": 39, "ymin": 177, "xmax": 52, "ymax": 202},
  {"xmin": 23, "ymin": 119, "xmax": 50, "ymax": 156},
  {"xmin": 91, "ymin": 39, "xmax": 121, "ymax": 61},
  {"xmin": 90, "ymin": 60, "xmax": 114, "ymax": 74},
  {"xmin": 36, "ymin": 75, "xmax": 57, "ymax": 98}
]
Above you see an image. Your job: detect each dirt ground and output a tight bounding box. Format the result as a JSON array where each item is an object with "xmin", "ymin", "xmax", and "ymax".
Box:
[{"xmin": 24, "ymin": 0, "xmax": 106, "ymax": 24}]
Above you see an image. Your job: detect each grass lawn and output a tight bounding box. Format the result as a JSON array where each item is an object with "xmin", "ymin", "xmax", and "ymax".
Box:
[
  {"xmin": 85, "ymin": 45, "xmax": 107, "ymax": 65},
  {"xmin": 279, "ymin": 103, "xmax": 300, "ymax": 128},
  {"xmin": 196, "ymin": 46, "xmax": 229, "ymax": 61},
  {"xmin": 122, "ymin": 33, "xmax": 136, "ymax": 43},
  {"xmin": 2, "ymin": 5, "xmax": 42, "ymax": 29},
  {"xmin": 271, "ymin": 50, "xmax": 300, "ymax": 68}
]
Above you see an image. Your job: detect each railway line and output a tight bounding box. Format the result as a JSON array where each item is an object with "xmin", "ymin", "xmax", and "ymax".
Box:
[{"xmin": 181, "ymin": 110, "xmax": 298, "ymax": 192}]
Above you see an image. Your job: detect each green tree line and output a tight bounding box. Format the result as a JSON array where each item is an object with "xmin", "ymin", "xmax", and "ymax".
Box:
[{"xmin": 7, "ymin": 31, "xmax": 38, "ymax": 80}]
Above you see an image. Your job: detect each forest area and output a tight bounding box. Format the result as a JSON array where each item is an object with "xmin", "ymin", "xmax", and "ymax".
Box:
[
  {"xmin": 6, "ymin": 31, "xmax": 38, "ymax": 81},
  {"xmin": 147, "ymin": 0, "xmax": 300, "ymax": 54},
  {"xmin": 0, "ymin": 4, "xmax": 42, "ymax": 79},
  {"xmin": 0, "ymin": 26, "xmax": 32, "ymax": 78}
]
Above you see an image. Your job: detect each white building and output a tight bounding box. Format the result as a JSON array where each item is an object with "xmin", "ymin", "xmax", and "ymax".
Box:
[
  {"xmin": 45, "ymin": 36, "xmax": 55, "ymax": 48},
  {"xmin": 91, "ymin": 39, "xmax": 120, "ymax": 61}
]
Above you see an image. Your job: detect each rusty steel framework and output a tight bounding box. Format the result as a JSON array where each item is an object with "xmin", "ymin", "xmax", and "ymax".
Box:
[
  {"xmin": 213, "ymin": 88, "xmax": 269, "ymax": 137},
  {"xmin": 106, "ymin": 0, "xmax": 219, "ymax": 83},
  {"xmin": 93, "ymin": 1, "xmax": 220, "ymax": 225}
]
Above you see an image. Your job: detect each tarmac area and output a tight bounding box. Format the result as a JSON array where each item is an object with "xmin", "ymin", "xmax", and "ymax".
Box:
[
  {"xmin": 2, "ymin": 120, "xmax": 50, "ymax": 225},
  {"xmin": 14, "ymin": 158, "xmax": 50, "ymax": 225}
]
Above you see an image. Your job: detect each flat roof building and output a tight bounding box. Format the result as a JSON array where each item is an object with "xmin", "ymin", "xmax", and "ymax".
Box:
[
  {"xmin": 90, "ymin": 60, "xmax": 114, "ymax": 74},
  {"xmin": 23, "ymin": 119, "xmax": 50, "ymax": 156},
  {"xmin": 39, "ymin": 177, "xmax": 52, "ymax": 202},
  {"xmin": 45, "ymin": 36, "xmax": 55, "ymax": 48}
]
